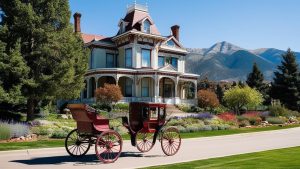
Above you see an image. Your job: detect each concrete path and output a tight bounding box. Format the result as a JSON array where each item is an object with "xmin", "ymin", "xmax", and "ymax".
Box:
[{"xmin": 1, "ymin": 127, "xmax": 300, "ymax": 169}]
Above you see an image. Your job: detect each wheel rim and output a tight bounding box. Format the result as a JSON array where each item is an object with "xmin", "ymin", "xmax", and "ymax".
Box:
[
  {"xmin": 95, "ymin": 130, "xmax": 122, "ymax": 163},
  {"xmin": 65, "ymin": 129, "xmax": 91, "ymax": 157},
  {"xmin": 161, "ymin": 127, "xmax": 181, "ymax": 156},
  {"xmin": 136, "ymin": 131, "xmax": 154, "ymax": 152}
]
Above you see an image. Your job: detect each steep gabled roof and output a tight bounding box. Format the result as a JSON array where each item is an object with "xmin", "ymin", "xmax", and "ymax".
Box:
[{"xmin": 119, "ymin": 9, "xmax": 160, "ymax": 35}]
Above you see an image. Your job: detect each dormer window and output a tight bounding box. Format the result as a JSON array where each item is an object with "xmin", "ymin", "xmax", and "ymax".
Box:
[
  {"xmin": 167, "ymin": 40, "xmax": 176, "ymax": 47},
  {"xmin": 143, "ymin": 19, "xmax": 151, "ymax": 33}
]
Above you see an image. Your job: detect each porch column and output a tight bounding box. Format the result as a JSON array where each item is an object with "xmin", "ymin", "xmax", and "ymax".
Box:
[
  {"xmin": 95, "ymin": 77, "xmax": 99, "ymax": 89},
  {"xmin": 174, "ymin": 77, "xmax": 179, "ymax": 104},
  {"xmin": 86, "ymin": 78, "xmax": 90, "ymax": 98},
  {"xmin": 194, "ymin": 80, "xmax": 198, "ymax": 99},
  {"xmin": 154, "ymin": 75, "xmax": 159, "ymax": 102}
]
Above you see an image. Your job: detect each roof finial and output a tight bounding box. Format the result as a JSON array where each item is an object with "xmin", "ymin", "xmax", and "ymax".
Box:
[
  {"xmin": 146, "ymin": 2, "xmax": 148, "ymax": 8},
  {"xmin": 134, "ymin": 0, "xmax": 137, "ymax": 5}
]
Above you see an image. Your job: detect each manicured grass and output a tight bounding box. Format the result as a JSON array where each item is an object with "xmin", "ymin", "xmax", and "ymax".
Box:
[
  {"xmin": 145, "ymin": 146, "xmax": 300, "ymax": 169},
  {"xmin": 180, "ymin": 124, "xmax": 300, "ymax": 138},
  {"xmin": 0, "ymin": 139, "xmax": 64, "ymax": 151},
  {"xmin": 0, "ymin": 125, "xmax": 299, "ymax": 151}
]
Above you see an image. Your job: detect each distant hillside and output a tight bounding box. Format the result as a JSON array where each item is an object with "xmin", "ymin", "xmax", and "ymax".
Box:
[{"xmin": 186, "ymin": 41, "xmax": 300, "ymax": 81}]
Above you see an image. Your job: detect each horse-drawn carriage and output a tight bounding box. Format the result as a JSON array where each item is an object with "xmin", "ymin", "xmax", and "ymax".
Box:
[{"xmin": 65, "ymin": 102, "xmax": 181, "ymax": 163}]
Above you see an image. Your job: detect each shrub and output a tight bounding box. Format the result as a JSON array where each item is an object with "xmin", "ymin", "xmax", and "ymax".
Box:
[
  {"xmin": 239, "ymin": 120, "xmax": 250, "ymax": 127},
  {"xmin": 217, "ymin": 124, "xmax": 231, "ymax": 130},
  {"xmin": 190, "ymin": 106, "xmax": 204, "ymax": 113},
  {"xmin": 269, "ymin": 105, "xmax": 289, "ymax": 117},
  {"xmin": 237, "ymin": 115, "xmax": 248, "ymax": 122},
  {"xmin": 0, "ymin": 121, "xmax": 30, "ymax": 139},
  {"xmin": 186, "ymin": 113, "xmax": 213, "ymax": 120},
  {"xmin": 259, "ymin": 111, "xmax": 270, "ymax": 121},
  {"xmin": 197, "ymin": 90, "xmax": 220, "ymax": 109},
  {"xmin": 217, "ymin": 112, "xmax": 237, "ymax": 122},
  {"xmin": 50, "ymin": 128, "xmax": 68, "ymax": 138},
  {"xmin": 0, "ymin": 124, "xmax": 10, "ymax": 140},
  {"xmin": 211, "ymin": 106, "xmax": 228, "ymax": 114},
  {"xmin": 95, "ymin": 84, "xmax": 123, "ymax": 109},
  {"xmin": 114, "ymin": 103, "xmax": 129, "ymax": 110},
  {"xmin": 176, "ymin": 104, "xmax": 191, "ymax": 112},
  {"xmin": 92, "ymin": 103, "xmax": 112, "ymax": 112},
  {"xmin": 241, "ymin": 111, "xmax": 262, "ymax": 125},
  {"xmin": 266, "ymin": 117, "xmax": 286, "ymax": 124},
  {"xmin": 31, "ymin": 126, "xmax": 51, "ymax": 136},
  {"xmin": 248, "ymin": 117, "xmax": 262, "ymax": 125}
]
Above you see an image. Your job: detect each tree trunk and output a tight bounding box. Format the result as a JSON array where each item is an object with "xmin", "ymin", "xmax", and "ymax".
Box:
[{"xmin": 26, "ymin": 97, "xmax": 35, "ymax": 121}]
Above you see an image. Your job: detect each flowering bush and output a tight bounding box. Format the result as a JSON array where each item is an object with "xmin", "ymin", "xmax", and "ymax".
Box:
[
  {"xmin": 241, "ymin": 111, "xmax": 262, "ymax": 125},
  {"xmin": 242, "ymin": 111, "xmax": 260, "ymax": 118},
  {"xmin": 185, "ymin": 113, "xmax": 214, "ymax": 120},
  {"xmin": 217, "ymin": 112, "xmax": 237, "ymax": 122},
  {"xmin": 0, "ymin": 121, "xmax": 30, "ymax": 140}
]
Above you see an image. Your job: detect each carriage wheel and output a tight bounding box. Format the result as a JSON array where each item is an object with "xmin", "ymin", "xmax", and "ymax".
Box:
[
  {"xmin": 160, "ymin": 127, "xmax": 181, "ymax": 156},
  {"xmin": 65, "ymin": 129, "xmax": 91, "ymax": 157},
  {"xmin": 136, "ymin": 130, "xmax": 154, "ymax": 152},
  {"xmin": 95, "ymin": 130, "xmax": 122, "ymax": 163}
]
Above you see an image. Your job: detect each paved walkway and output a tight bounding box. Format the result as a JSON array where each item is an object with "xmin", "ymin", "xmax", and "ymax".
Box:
[{"xmin": 1, "ymin": 127, "xmax": 300, "ymax": 169}]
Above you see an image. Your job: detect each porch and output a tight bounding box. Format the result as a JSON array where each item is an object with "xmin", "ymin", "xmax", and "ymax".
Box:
[{"xmin": 81, "ymin": 72, "xmax": 198, "ymax": 105}]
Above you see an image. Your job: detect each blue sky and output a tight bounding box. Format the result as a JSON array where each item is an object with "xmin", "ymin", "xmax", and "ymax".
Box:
[{"xmin": 69, "ymin": 0, "xmax": 300, "ymax": 51}]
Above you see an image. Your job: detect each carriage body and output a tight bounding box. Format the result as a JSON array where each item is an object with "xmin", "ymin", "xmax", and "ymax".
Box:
[
  {"xmin": 128, "ymin": 102, "xmax": 166, "ymax": 133},
  {"xmin": 123, "ymin": 102, "xmax": 181, "ymax": 156}
]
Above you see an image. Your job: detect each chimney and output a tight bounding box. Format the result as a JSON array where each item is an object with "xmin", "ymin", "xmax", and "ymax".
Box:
[
  {"xmin": 73, "ymin": 12, "xmax": 82, "ymax": 33},
  {"xmin": 171, "ymin": 25, "xmax": 180, "ymax": 41}
]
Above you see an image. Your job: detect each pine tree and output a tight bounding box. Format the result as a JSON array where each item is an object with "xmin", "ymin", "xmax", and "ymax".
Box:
[
  {"xmin": 246, "ymin": 62, "xmax": 264, "ymax": 90},
  {"xmin": 0, "ymin": 0, "xmax": 88, "ymax": 120},
  {"xmin": 0, "ymin": 40, "xmax": 29, "ymax": 105},
  {"xmin": 216, "ymin": 84, "xmax": 224, "ymax": 103},
  {"xmin": 271, "ymin": 48, "xmax": 300, "ymax": 111}
]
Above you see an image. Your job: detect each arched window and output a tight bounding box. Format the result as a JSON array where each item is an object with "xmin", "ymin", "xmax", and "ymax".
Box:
[{"xmin": 143, "ymin": 19, "xmax": 151, "ymax": 33}]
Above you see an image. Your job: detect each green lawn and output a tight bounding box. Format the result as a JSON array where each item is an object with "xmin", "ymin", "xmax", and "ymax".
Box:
[
  {"xmin": 180, "ymin": 124, "xmax": 300, "ymax": 138},
  {"xmin": 0, "ymin": 139, "xmax": 64, "ymax": 151},
  {"xmin": 0, "ymin": 125, "xmax": 299, "ymax": 151},
  {"xmin": 144, "ymin": 146, "xmax": 300, "ymax": 169}
]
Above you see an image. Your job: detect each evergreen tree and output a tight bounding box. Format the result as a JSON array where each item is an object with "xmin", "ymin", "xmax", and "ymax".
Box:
[
  {"xmin": 0, "ymin": 0, "xmax": 88, "ymax": 120},
  {"xmin": 246, "ymin": 62, "xmax": 264, "ymax": 90},
  {"xmin": 0, "ymin": 40, "xmax": 29, "ymax": 105},
  {"xmin": 271, "ymin": 48, "xmax": 300, "ymax": 111},
  {"xmin": 216, "ymin": 84, "xmax": 224, "ymax": 103}
]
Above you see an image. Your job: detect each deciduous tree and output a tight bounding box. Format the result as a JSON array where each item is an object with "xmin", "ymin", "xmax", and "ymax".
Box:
[
  {"xmin": 197, "ymin": 89, "xmax": 219, "ymax": 109},
  {"xmin": 223, "ymin": 86, "xmax": 263, "ymax": 114},
  {"xmin": 95, "ymin": 84, "xmax": 123, "ymax": 109}
]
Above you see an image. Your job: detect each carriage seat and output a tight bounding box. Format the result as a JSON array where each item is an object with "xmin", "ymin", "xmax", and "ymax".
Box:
[
  {"xmin": 67, "ymin": 104, "xmax": 110, "ymax": 133},
  {"xmin": 93, "ymin": 119, "xmax": 110, "ymax": 132}
]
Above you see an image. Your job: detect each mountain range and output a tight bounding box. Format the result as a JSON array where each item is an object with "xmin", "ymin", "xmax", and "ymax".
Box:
[{"xmin": 186, "ymin": 41, "xmax": 300, "ymax": 81}]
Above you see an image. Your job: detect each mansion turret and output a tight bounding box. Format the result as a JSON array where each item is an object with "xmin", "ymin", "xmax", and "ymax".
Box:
[{"xmin": 76, "ymin": 4, "xmax": 199, "ymax": 105}]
